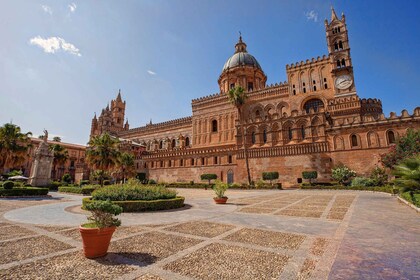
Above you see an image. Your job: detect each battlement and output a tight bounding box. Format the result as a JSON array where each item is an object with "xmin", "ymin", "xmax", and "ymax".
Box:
[
  {"xmin": 286, "ymin": 55, "xmax": 330, "ymax": 70},
  {"xmin": 118, "ymin": 116, "xmax": 192, "ymax": 136}
]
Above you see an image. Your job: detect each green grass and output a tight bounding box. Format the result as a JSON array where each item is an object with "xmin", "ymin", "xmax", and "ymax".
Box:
[{"xmin": 400, "ymin": 192, "xmax": 420, "ymax": 208}]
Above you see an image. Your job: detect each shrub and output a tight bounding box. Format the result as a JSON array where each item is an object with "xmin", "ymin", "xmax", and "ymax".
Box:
[
  {"xmin": 79, "ymin": 180, "xmax": 90, "ymax": 186},
  {"xmin": 59, "ymin": 186, "xmax": 97, "ymax": 195},
  {"xmin": 300, "ymin": 184, "xmax": 393, "ymax": 194},
  {"xmin": 103, "ymin": 180, "xmax": 111, "ymax": 186},
  {"xmin": 351, "ymin": 177, "xmax": 374, "ymax": 187},
  {"xmin": 302, "ymin": 171, "xmax": 318, "ymax": 185},
  {"xmin": 148, "ymin": 179, "xmax": 156, "ymax": 184},
  {"xmin": 6, "ymin": 170, "xmax": 22, "ymax": 177},
  {"xmin": 331, "ymin": 165, "xmax": 356, "ymax": 186},
  {"xmin": 369, "ymin": 167, "xmax": 388, "ymax": 186},
  {"xmin": 83, "ymin": 196, "xmax": 185, "ymax": 212},
  {"xmin": 201, "ymin": 174, "xmax": 217, "ymax": 186},
  {"xmin": 262, "ymin": 172, "xmax": 279, "ymax": 185},
  {"xmin": 92, "ymin": 184, "xmax": 177, "ymax": 201},
  {"xmin": 213, "ymin": 180, "xmax": 228, "ymax": 198},
  {"xmin": 49, "ymin": 181, "xmax": 61, "ymax": 191},
  {"xmin": 165, "ymin": 183, "xmax": 208, "ymax": 189},
  {"xmin": 2, "ymin": 181, "xmax": 14, "ymax": 190},
  {"xmin": 136, "ymin": 173, "xmax": 147, "ymax": 181},
  {"xmin": 0, "ymin": 187, "xmax": 49, "ymax": 196},
  {"xmin": 393, "ymin": 156, "xmax": 420, "ymax": 204},
  {"xmin": 84, "ymin": 200, "xmax": 122, "ymax": 228},
  {"xmin": 62, "ymin": 173, "xmax": 72, "ymax": 184},
  {"xmin": 255, "ymin": 179, "xmax": 265, "ymax": 189},
  {"xmin": 381, "ymin": 129, "xmax": 420, "ymax": 168}
]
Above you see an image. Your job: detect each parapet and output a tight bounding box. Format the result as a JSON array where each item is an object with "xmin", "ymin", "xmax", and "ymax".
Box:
[
  {"xmin": 286, "ymin": 55, "xmax": 329, "ymax": 70},
  {"xmin": 118, "ymin": 116, "xmax": 192, "ymax": 136}
]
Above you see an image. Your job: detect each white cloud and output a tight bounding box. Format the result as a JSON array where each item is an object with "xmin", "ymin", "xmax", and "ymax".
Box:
[
  {"xmin": 68, "ymin": 3, "xmax": 77, "ymax": 13},
  {"xmin": 41, "ymin": 5, "xmax": 52, "ymax": 15},
  {"xmin": 147, "ymin": 70, "xmax": 156, "ymax": 75},
  {"xmin": 305, "ymin": 10, "xmax": 318, "ymax": 22},
  {"xmin": 29, "ymin": 36, "xmax": 81, "ymax": 57}
]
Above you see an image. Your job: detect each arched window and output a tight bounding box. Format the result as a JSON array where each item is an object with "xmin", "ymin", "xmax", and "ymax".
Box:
[
  {"xmin": 341, "ymin": 59, "xmax": 346, "ymax": 67},
  {"xmin": 387, "ymin": 131, "xmax": 396, "ymax": 144},
  {"xmin": 251, "ymin": 132, "xmax": 256, "ymax": 144},
  {"xmin": 185, "ymin": 137, "xmax": 190, "ymax": 147},
  {"xmin": 171, "ymin": 139, "xmax": 176, "ymax": 148},
  {"xmin": 180, "ymin": 159, "xmax": 183, "ymax": 166},
  {"xmin": 255, "ymin": 110, "xmax": 260, "ymax": 117},
  {"xmin": 212, "ymin": 120, "xmax": 218, "ymax": 132},
  {"xmin": 228, "ymin": 155, "xmax": 232, "ymax": 164},
  {"xmin": 159, "ymin": 140, "xmax": 163, "ymax": 149},
  {"xmin": 334, "ymin": 42, "xmax": 338, "ymax": 51},
  {"xmin": 303, "ymin": 99, "xmax": 324, "ymax": 113},
  {"xmin": 263, "ymin": 130, "xmax": 267, "ymax": 143},
  {"xmin": 337, "ymin": 60, "xmax": 341, "ymax": 68},
  {"xmin": 351, "ymin": 134, "xmax": 358, "ymax": 147},
  {"xmin": 339, "ymin": 41, "xmax": 343, "ymax": 50},
  {"xmin": 168, "ymin": 160, "xmax": 171, "ymax": 167},
  {"xmin": 191, "ymin": 158, "xmax": 194, "ymax": 165},
  {"xmin": 288, "ymin": 127, "xmax": 293, "ymax": 140},
  {"xmin": 201, "ymin": 158, "xmax": 205, "ymax": 165},
  {"xmin": 301, "ymin": 125, "xmax": 305, "ymax": 139}
]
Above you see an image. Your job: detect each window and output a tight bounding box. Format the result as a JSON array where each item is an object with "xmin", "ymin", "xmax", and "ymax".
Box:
[
  {"xmin": 212, "ymin": 120, "xmax": 218, "ymax": 132},
  {"xmin": 201, "ymin": 157, "xmax": 205, "ymax": 165},
  {"xmin": 339, "ymin": 41, "xmax": 343, "ymax": 50},
  {"xmin": 313, "ymin": 86, "xmax": 317, "ymax": 91},
  {"xmin": 387, "ymin": 131, "xmax": 396, "ymax": 144},
  {"xmin": 351, "ymin": 135, "xmax": 358, "ymax": 147},
  {"xmin": 160, "ymin": 161, "xmax": 164, "ymax": 168},
  {"xmin": 337, "ymin": 60, "xmax": 341, "ymax": 68},
  {"xmin": 255, "ymin": 110, "xmax": 260, "ymax": 117},
  {"xmin": 171, "ymin": 139, "xmax": 176, "ymax": 148},
  {"xmin": 303, "ymin": 88, "xmax": 306, "ymax": 93},
  {"xmin": 168, "ymin": 160, "xmax": 171, "ymax": 167},
  {"xmin": 324, "ymin": 78, "xmax": 328, "ymax": 89},
  {"xmin": 191, "ymin": 158, "xmax": 194, "ymax": 165},
  {"xmin": 303, "ymin": 99, "xmax": 324, "ymax": 113},
  {"xmin": 248, "ymin": 82, "xmax": 253, "ymax": 91},
  {"xmin": 334, "ymin": 42, "xmax": 338, "ymax": 51},
  {"xmin": 185, "ymin": 137, "xmax": 190, "ymax": 147},
  {"xmin": 151, "ymin": 161, "xmax": 154, "ymax": 168},
  {"xmin": 180, "ymin": 159, "xmax": 183, "ymax": 166},
  {"xmin": 341, "ymin": 59, "xmax": 346, "ymax": 67},
  {"xmin": 159, "ymin": 140, "xmax": 163, "ymax": 149},
  {"xmin": 214, "ymin": 157, "xmax": 218, "ymax": 164},
  {"xmin": 251, "ymin": 132, "xmax": 256, "ymax": 144},
  {"xmin": 301, "ymin": 125, "xmax": 305, "ymax": 139},
  {"xmin": 263, "ymin": 130, "xmax": 267, "ymax": 143},
  {"xmin": 288, "ymin": 127, "xmax": 293, "ymax": 140},
  {"xmin": 293, "ymin": 84, "xmax": 296, "ymax": 95},
  {"xmin": 230, "ymin": 83, "xmax": 235, "ymax": 89},
  {"xmin": 228, "ymin": 155, "xmax": 232, "ymax": 164}
]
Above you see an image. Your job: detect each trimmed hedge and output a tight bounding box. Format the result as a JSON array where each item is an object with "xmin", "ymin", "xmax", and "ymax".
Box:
[
  {"xmin": 165, "ymin": 183, "xmax": 209, "ymax": 189},
  {"xmin": 92, "ymin": 185, "xmax": 176, "ymax": 201},
  {"xmin": 58, "ymin": 186, "xmax": 97, "ymax": 195},
  {"xmin": 300, "ymin": 184, "xmax": 394, "ymax": 194},
  {"xmin": 0, "ymin": 187, "xmax": 49, "ymax": 196},
  {"xmin": 82, "ymin": 196, "xmax": 185, "ymax": 212}
]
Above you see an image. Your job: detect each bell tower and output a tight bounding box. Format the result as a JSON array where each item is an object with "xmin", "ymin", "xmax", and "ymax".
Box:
[
  {"xmin": 325, "ymin": 7, "xmax": 356, "ymax": 96},
  {"xmin": 111, "ymin": 89, "xmax": 126, "ymax": 131}
]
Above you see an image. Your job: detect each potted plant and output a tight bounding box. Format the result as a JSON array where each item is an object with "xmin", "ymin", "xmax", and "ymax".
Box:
[
  {"xmin": 79, "ymin": 199, "xmax": 122, "ymax": 258},
  {"xmin": 213, "ymin": 180, "xmax": 229, "ymax": 204}
]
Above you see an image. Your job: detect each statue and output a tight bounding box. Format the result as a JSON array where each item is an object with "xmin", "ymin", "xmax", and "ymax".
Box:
[
  {"xmin": 43, "ymin": 129, "xmax": 48, "ymax": 142},
  {"xmin": 28, "ymin": 129, "xmax": 54, "ymax": 186}
]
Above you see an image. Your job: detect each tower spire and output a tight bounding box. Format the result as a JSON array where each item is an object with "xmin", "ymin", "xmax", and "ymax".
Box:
[
  {"xmin": 116, "ymin": 89, "xmax": 122, "ymax": 102},
  {"xmin": 235, "ymin": 32, "xmax": 247, "ymax": 53},
  {"xmin": 331, "ymin": 6, "xmax": 338, "ymax": 21}
]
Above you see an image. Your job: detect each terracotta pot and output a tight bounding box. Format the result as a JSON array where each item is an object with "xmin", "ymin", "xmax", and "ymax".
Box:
[
  {"xmin": 79, "ymin": 226, "xmax": 116, "ymax": 258},
  {"xmin": 214, "ymin": 197, "xmax": 228, "ymax": 204}
]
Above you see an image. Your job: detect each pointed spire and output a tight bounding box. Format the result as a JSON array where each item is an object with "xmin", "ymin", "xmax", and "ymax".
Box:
[
  {"xmin": 93, "ymin": 112, "xmax": 97, "ymax": 120},
  {"xmin": 234, "ymin": 32, "xmax": 247, "ymax": 53},
  {"xmin": 116, "ymin": 89, "xmax": 122, "ymax": 102},
  {"xmin": 106, "ymin": 103, "xmax": 110, "ymax": 111},
  {"xmin": 331, "ymin": 6, "xmax": 338, "ymax": 21}
]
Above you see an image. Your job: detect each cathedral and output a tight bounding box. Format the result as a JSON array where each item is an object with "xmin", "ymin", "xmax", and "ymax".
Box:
[{"xmin": 90, "ymin": 8, "xmax": 420, "ymax": 187}]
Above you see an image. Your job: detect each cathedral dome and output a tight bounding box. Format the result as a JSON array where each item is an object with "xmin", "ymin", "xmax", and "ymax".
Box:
[{"xmin": 222, "ymin": 36, "xmax": 262, "ymax": 72}]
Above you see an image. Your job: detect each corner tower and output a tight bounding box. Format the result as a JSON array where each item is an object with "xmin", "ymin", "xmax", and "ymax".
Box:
[
  {"xmin": 218, "ymin": 35, "xmax": 267, "ymax": 93},
  {"xmin": 325, "ymin": 7, "xmax": 356, "ymax": 96}
]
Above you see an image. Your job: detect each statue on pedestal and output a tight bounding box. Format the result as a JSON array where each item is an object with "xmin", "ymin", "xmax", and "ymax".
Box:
[{"xmin": 29, "ymin": 130, "xmax": 54, "ymax": 186}]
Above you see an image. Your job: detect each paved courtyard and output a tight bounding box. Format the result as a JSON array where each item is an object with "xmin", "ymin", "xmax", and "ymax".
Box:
[{"xmin": 0, "ymin": 189, "xmax": 419, "ymax": 279}]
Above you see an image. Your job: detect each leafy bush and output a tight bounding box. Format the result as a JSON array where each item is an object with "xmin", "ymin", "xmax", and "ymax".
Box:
[
  {"xmin": 103, "ymin": 180, "xmax": 111, "ymax": 186},
  {"xmin": 0, "ymin": 187, "xmax": 49, "ymax": 196},
  {"xmin": 213, "ymin": 180, "xmax": 228, "ymax": 198},
  {"xmin": 84, "ymin": 200, "xmax": 122, "ymax": 228},
  {"xmin": 2, "ymin": 181, "xmax": 14, "ymax": 190},
  {"xmin": 201, "ymin": 174, "xmax": 217, "ymax": 185},
  {"xmin": 48, "ymin": 181, "xmax": 61, "ymax": 191},
  {"xmin": 300, "ymin": 184, "xmax": 393, "ymax": 193},
  {"xmin": 393, "ymin": 156, "xmax": 420, "ymax": 204},
  {"xmin": 6, "ymin": 170, "xmax": 22, "ymax": 177},
  {"xmin": 302, "ymin": 171, "xmax": 318, "ymax": 185},
  {"xmin": 62, "ymin": 173, "xmax": 72, "ymax": 184},
  {"xmin": 255, "ymin": 179, "xmax": 265, "ymax": 189},
  {"xmin": 59, "ymin": 186, "xmax": 97, "ymax": 195},
  {"xmin": 83, "ymin": 197, "xmax": 185, "ymax": 212},
  {"xmin": 79, "ymin": 180, "xmax": 90, "ymax": 186},
  {"xmin": 331, "ymin": 165, "xmax": 356, "ymax": 186},
  {"xmin": 262, "ymin": 172, "xmax": 279, "ymax": 185},
  {"xmin": 381, "ymin": 129, "xmax": 420, "ymax": 168},
  {"xmin": 165, "ymin": 183, "xmax": 209, "ymax": 189},
  {"xmin": 148, "ymin": 179, "xmax": 156, "ymax": 184},
  {"xmin": 369, "ymin": 167, "xmax": 388, "ymax": 186},
  {"xmin": 136, "ymin": 173, "xmax": 147, "ymax": 181},
  {"xmin": 351, "ymin": 177, "xmax": 374, "ymax": 187},
  {"xmin": 92, "ymin": 184, "xmax": 177, "ymax": 201},
  {"xmin": 400, "ymin": 191, "xmax": 420, "ymax": 208}
]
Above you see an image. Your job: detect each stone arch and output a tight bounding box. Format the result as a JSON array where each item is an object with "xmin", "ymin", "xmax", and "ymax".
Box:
[
  {"xmin": 283, "ymin": 120, "xmax": 294, "ymax": 142},
  {"xmin": 385, "ymin": 129, "xmax": 397, "ymax": 145},
  {"xmin": 264, "ymin": 104, "xmax": 275, "ymax": 119},
  {"xmin": 311, "ymin": 116, "xmax": 322, "ymax": 139},
  {"xmin": 334, "ymin": 135, "xmax": 345, "ymax": 150},
  {"xmin": 367, "ymin": 131, "xmax": 380, "ymax": 148},
  {"xmin": 350, "ymin": 134, "xmax": 361, "ymax": 148},
  {"xmin": 277, "ymin": 102, "xmax": 289, "ymax": 116},
  {"xmin": 295, "ymin": 118, "xmax": 308, "ymax": 140},
  {"xmin": 271, "ymin": 122, "xmax": 281, "ymax": 145},
  {"xmin": 245, "ymin": 125, "xmax": 258, "ymax": 145},
  {"xmin": 302, "ymin": 97, "xmax": 325, "ymax": 113}
]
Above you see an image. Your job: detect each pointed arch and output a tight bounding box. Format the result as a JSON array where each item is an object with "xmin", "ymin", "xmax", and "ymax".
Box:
[
  {"xmin": 367, "ymin": 131, "xmax": 380, "ymax": 148},
  {"xmin": 334, "ymin": 135, "xmax": 345, "ymax": 150}
]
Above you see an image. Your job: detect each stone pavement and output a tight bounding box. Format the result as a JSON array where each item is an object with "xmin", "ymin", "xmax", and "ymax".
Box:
[{"xmin": 0, "ymin": 189, "xmax": 419, "ymax": 279}]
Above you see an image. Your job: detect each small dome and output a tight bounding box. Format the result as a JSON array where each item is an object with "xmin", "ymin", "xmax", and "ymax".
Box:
[{"xmin": 222, "ymin": 36, "xmax": 262, "ymax": 72}]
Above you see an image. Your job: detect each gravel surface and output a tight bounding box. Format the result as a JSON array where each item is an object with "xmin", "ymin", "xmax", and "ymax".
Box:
[
  {"xmin": 0, "ymin": 251, "xmax": 135, "ymax": 280},
  {"xmin": 223, "ymin": 228, "xmax": 305, "ymax": 250},
  {"xmin": 164, "ymin": 221, "xmax": 235, "ymax": 238},
  {"xmin": 327, "ymin": 211, "xmax": 346, "ymax": 220},
  {"xmin": 310, "ymin": 237, "xmax": 329, "ymax": 256},
  {"xmin": 238, "ymin": 207, "xmax": 276, "ymax": 214},
  {"xmin": 276, "ymin": 210, "xmax": 323, "ymax": 218},
  {"xmin": 110, "ymin": 231, "xmax": 202, "ymax": 264},
  {"xmin": 135, "ymin": 273, "xmax": 165, "ymax": 280},
  {"xmin": 0, "ymin": 235, "xmax": 74, "ymax": 264},
  {"xmin": 58, "ymin": 226, "xmax": 145, "ymax": 241},
  {"xmin": 163, "ymin": 243, "xmax": 290, "ymax": 280},
  {"xmin": 0, "ymin": 225, "xmax": 37, "ymax": 240},
  {"xmin": 35, "ymin": 225, "xmax": 72, "ymax": 232},
  {"xmin": 297, "ymin": 258, "xmax": 317, "ymax": 280}
]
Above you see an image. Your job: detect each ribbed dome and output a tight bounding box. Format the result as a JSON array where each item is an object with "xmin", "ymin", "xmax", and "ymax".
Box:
[{"xmin": 222, "ymin": 35, "xmax": 262, "ymax": 72}]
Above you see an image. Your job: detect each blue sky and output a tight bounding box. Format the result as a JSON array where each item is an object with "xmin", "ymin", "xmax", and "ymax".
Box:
[{"xmin": 1, "ymin": 0, "xmax": 419, "ymax": 144}]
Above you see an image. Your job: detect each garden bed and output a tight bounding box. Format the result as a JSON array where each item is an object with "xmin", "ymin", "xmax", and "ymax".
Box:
[
  {"xmin": 58, "ymin": 186, "xmax": 97, "ymax": 195},
  {"xmin": 82, "ymin": 196, "xmax": 185, "ymax": 212},
  {"xmin": 300, "ymin": 184, "xmax": 394, "ymax": 194},
  {"xmin": 0, "ymin": 187, "xmax": 49, "ymax": 197}
]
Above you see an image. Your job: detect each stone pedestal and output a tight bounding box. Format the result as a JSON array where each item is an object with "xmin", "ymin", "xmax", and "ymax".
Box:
[{"xmin": 29, "ymin": 141, "xmax": 54, "ymax": 187}]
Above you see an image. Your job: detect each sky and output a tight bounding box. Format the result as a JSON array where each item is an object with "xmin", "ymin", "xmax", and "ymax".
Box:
[{"xmin": 1, "ymin": 0, "xmax": 419, "ymax": 145}]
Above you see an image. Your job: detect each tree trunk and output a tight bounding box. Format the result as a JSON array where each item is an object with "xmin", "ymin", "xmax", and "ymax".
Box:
[{"xmin": 238, "ymin": 108, "xmax": 252, "ymax": 186}]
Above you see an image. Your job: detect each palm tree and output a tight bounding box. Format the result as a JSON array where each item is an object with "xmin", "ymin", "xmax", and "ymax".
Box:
[
  {"xmin": 228, "ymin": 86, "xmax": 252, "ymax": 186},
  {"xmin": 0, "ymin": 123, "xmax": 32, "ymax": 173},
  {"xmin": 393, "ymin": 156, "xmax": 420, "ymax": 202},
  {"xmin": 53, "ymin": 136, "xmax": 61, "ymax": 142},
  {"xmin": 50, "ymin": 143, "xmax": 69, "ymax": 180},
  {"xmin": 86, "ymin": 133, "xmax": 120, "ymax": 186},
  {"xmin": 118, "ymin": 152, "xmax": 136, "ymax": 183}
]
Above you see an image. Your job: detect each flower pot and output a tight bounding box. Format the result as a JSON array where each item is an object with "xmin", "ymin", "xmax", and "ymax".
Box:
[
  {"xmin": 214, "ymin": 197, "xmax": 228, "ymax": 204},
  {"xmin": 79, "ymin": 225, "xmax": 116, "ymax": 258}
]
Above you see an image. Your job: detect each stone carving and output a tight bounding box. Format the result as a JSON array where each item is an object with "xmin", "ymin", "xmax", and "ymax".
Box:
[{"xmin": 28, "ymin": 131, "xmax": 54, "ymax": 187}]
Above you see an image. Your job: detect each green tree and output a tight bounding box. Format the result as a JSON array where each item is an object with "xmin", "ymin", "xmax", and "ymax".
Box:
[
  {"xmin": 201, "ymin": 173, "xmax": 217, "ymax": 189},
  {"xmin": 53, "ymin": 136, "xmax": 61, "ymax": 142},
  {"xmin": 262, "ymin": 172, "xmax": 279, "ymax": 186},
  {"xmin": 302, "ymin": 171, "xmax": 318, "ymax": 185},
  {"xmin": 118, "ymin": 152, "xmax": 136, "ymax": 183},
  {"xmin": 86, "ymin": 133, "xmax": 120, "ymax": 187},
  {"xmin": 0, "ymin": 123, "xmax": 32, "ymax": 173},
  {"xmin": 331, "ymin": 164, "xmax": 356, "ymax": 186},
  {"xmin": 393, "ymin": 156, "xmax": 420, "ymax": 203},
  {"xmin": 381, "ymin": 129, "xmax": 420, "ymax": 168},
  {"xmin": 50, "ymin": 143, "xmax": 69, "ymax": 180},
  {"xmin": 228, "ymin": 86, "xmax": 252, "ymax": 186}
]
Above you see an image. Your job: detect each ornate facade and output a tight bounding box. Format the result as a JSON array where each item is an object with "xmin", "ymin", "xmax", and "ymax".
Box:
[{"xmin": 90, "ymin": 8, "xmax": 420, "ymax": 187}]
